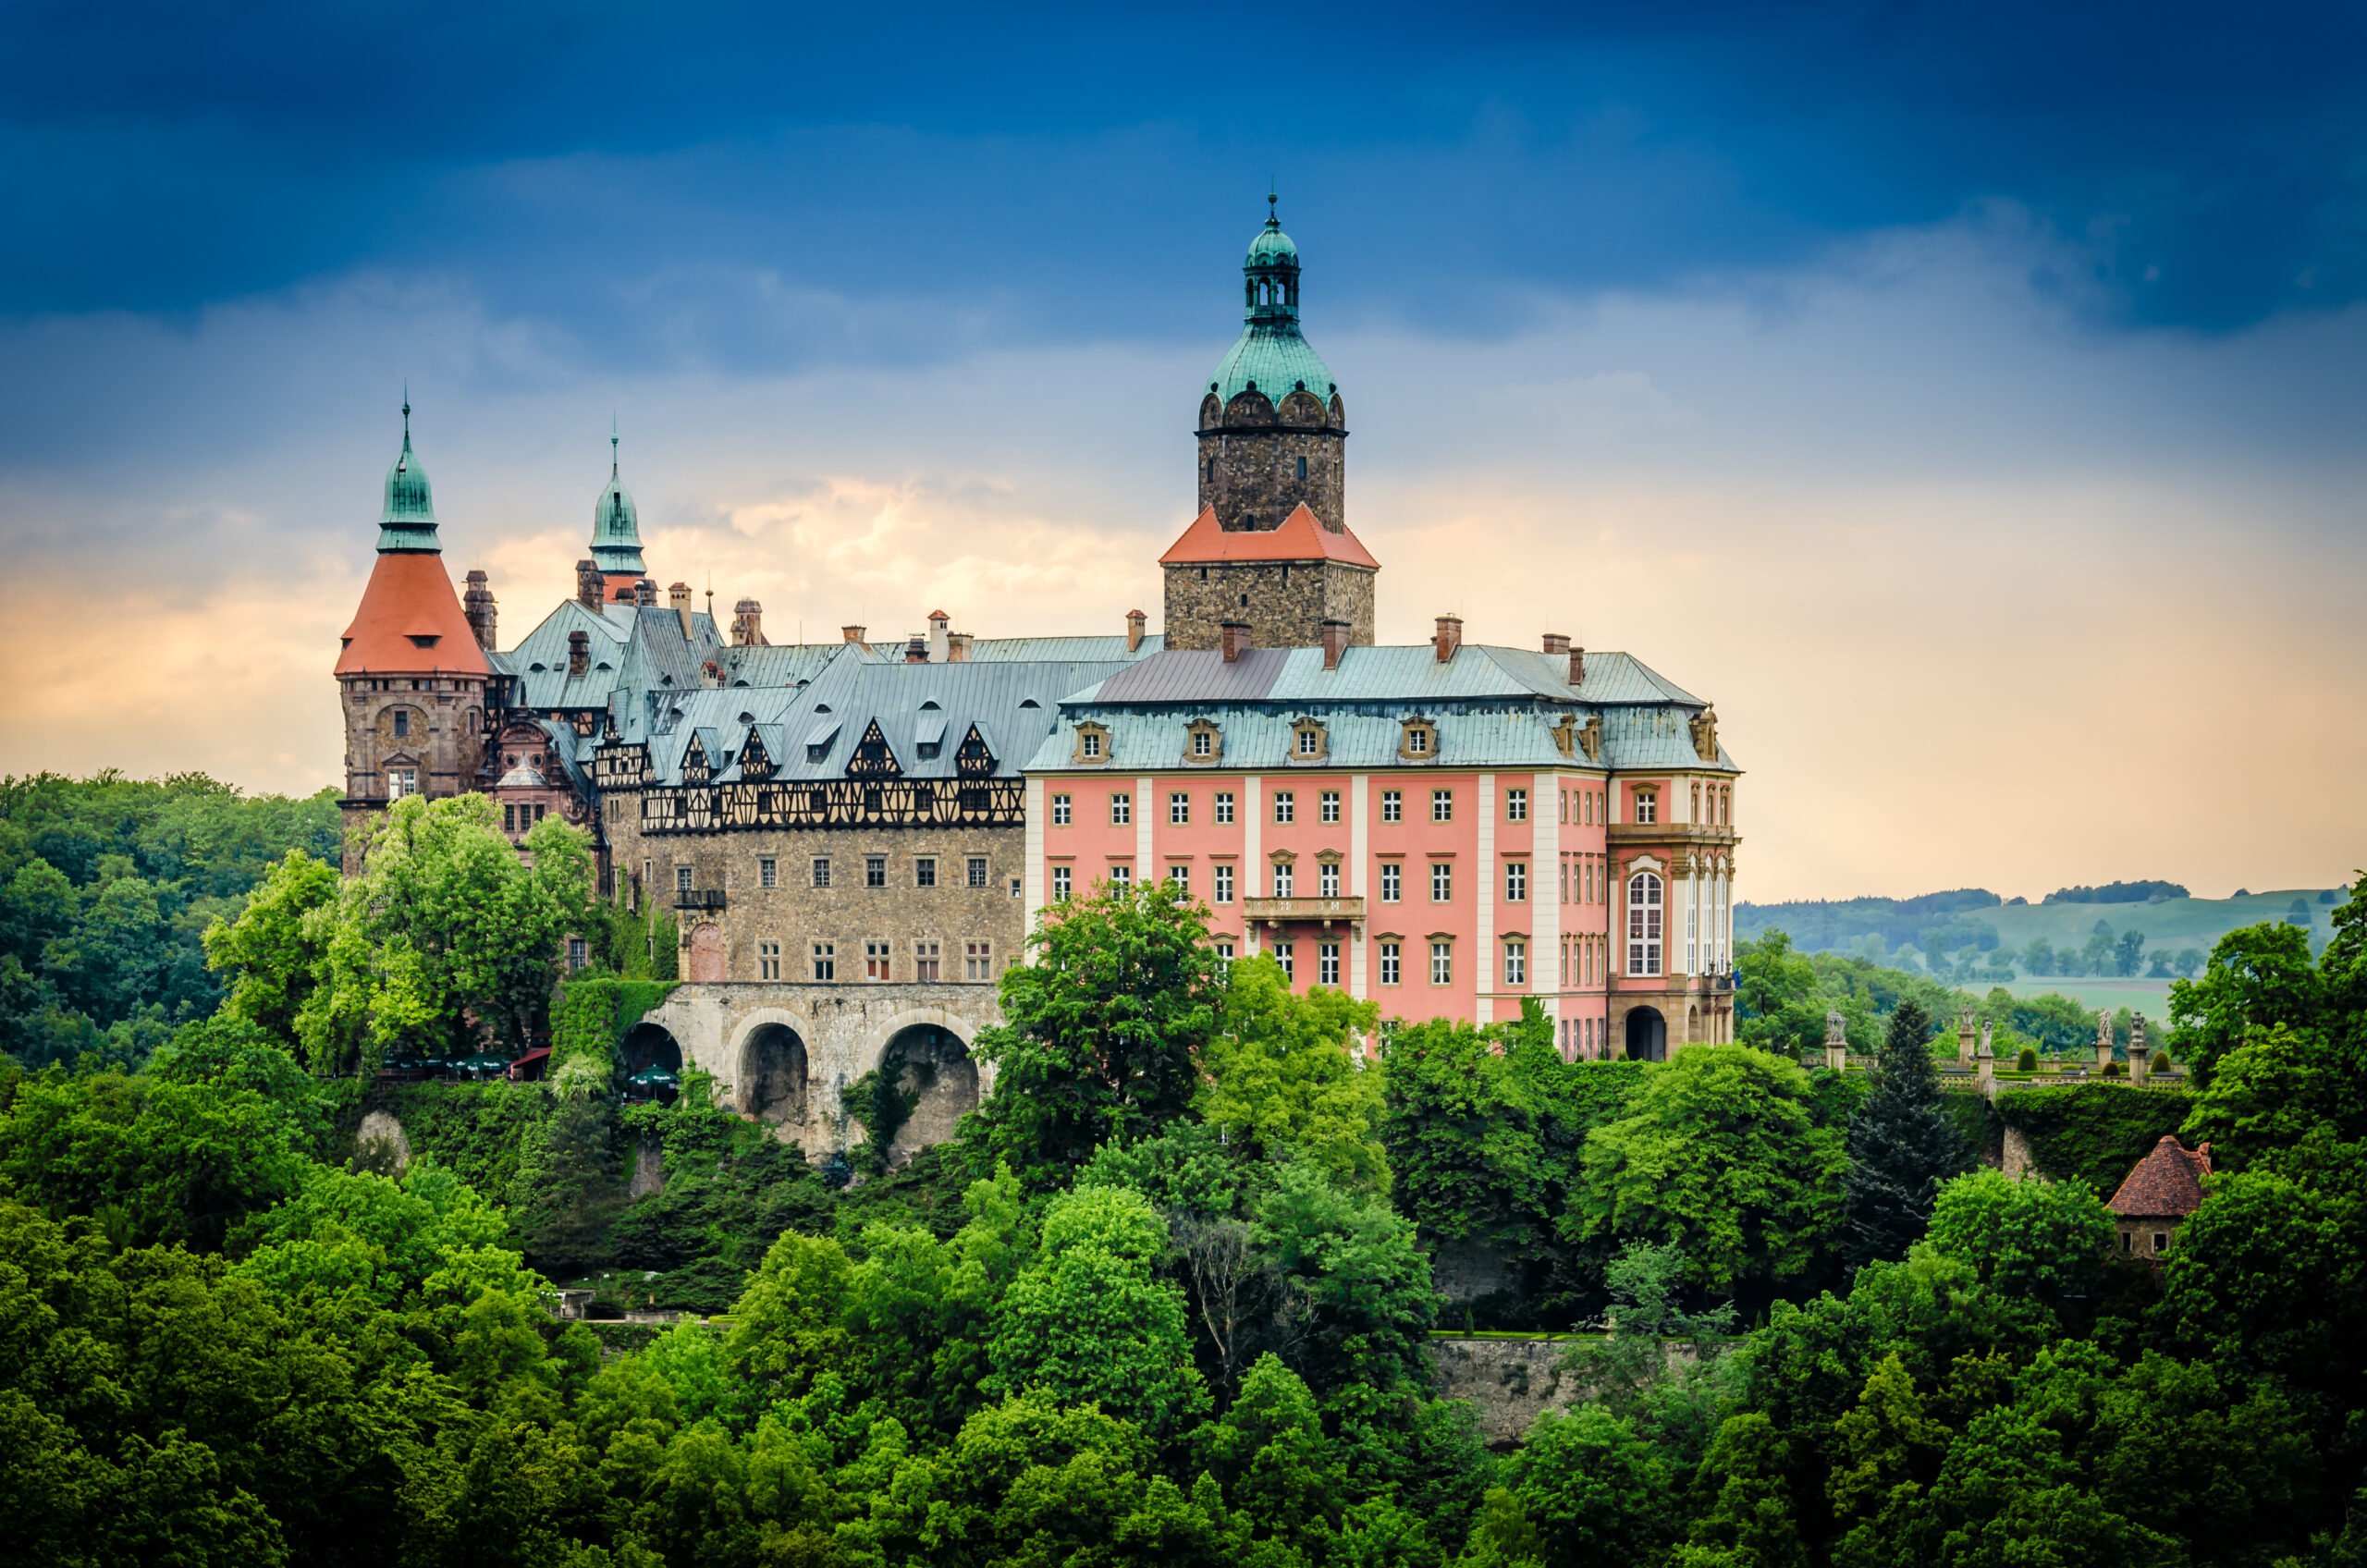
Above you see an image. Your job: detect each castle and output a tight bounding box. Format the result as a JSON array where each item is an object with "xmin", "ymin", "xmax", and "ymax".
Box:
[{"xmin": 337, "ymin": 200, "xmax": 1742, "ymax": 1094}]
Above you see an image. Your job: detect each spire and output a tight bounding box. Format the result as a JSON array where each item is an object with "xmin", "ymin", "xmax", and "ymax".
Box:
[
  {"xmin": 1206, "ymin": 191, "xmax": 1335, "ymax": 411},
  {"xmin": 589, "ymin": 419, "xmax": 647, "ymax": 582},
  {"xmin": 376, "ymin": 390, "xmax": 440, "ymax": 553}
]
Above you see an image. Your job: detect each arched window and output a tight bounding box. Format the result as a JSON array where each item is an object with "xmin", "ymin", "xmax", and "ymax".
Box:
[{"xmin": 1626, "ymin": 871, "xmax": 1663, "ymax": 977}]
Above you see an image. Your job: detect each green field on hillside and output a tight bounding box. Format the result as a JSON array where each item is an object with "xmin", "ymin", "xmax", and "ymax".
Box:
[{"xmin": 1972, "ymin": 974, "xmax": 2173, "ymax": 1019}]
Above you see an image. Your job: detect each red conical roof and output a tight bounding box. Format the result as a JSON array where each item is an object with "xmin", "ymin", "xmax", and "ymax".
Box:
[
  {"xmin": 1159, "ymin": 502, "xmax": 1380, "ymax": 570},
  {"xmin": 336, "ymin": 552, "xmax": 494, "ymax": 677}
]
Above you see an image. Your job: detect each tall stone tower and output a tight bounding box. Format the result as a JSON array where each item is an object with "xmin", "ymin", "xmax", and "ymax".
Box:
[
  {"xmin": 333, "ymin": 398, "xmax": 494, "ymax": 870},
  {"xmin": 1162, "ymin": 196, "xmax": 1379, "ymax": 652}
]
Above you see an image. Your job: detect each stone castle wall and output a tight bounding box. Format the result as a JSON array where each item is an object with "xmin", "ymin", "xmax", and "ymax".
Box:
[
  {"xmin": 1161, "ymin": 559, "xmax": 1376, "ymax": 651},
  {"xmin": 1196, "ymin": 423, "xmax": 1346, "ymax": 532}
]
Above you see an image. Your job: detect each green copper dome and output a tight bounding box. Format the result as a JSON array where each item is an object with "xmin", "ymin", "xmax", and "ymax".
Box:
[
  {"xmin": 1208, "ymin": 195, "xmax": 1338, "ymax": 411},
  {"xmin": 589, "ymin": 426, "xmax": 646, "ymax": 577},
  {"xmin": 376, "ymin": 398, "xmax": 441, "ymax": 553}
]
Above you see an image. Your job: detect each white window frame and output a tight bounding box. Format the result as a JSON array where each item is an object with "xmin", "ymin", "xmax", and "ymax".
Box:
[{"xmin": 1627, "ymin": 871, "xmax": 1664, "ymax": 977}]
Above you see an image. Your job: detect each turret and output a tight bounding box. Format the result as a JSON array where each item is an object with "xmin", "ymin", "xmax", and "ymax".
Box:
[{"xmin": 590, "ymin": 422, "xmax": 648, "ymax": 601}]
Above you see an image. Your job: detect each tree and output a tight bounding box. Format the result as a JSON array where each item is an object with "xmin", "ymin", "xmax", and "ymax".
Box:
[
  {"xmin": 1919, "ymin": 1170, "xmax": 2113, "ymax": 1307},
  {"xmin": 2019, "ymin": 938, "xmax": 2056, "ymax": 978},
  {"xmin": 2114, "ymin": 929, "xmax": 2146, "ymax": 977},
  {"xmin": 1841, "ymin": 999, "xmax": 1968, "ymax": 1268},
  {"xmin": 1463, "ymin": 1404, "xmax": 1672, "ymax": 1568},
  {"xmin": 202, "ymin": 850, "xmax": 338, "ymax": 1041},
  {"xmin": 2171, "ymin": 947, "xmax": 2204, "ymax": 978},
  {"xmin": 1252, "ymin": 1159, "xmax": 1438, "ymax": 1391},
  {"xmin": 963, "ymin": 879, "xmax": 1226, "ymax": 1189},
  {"xmin": 1568, "ymin": 1046, "xmax": 1847, "ymax": 1299},
  {"xmin": 1735, "ymin": 931, "xmax": 1831, "ymax": 1056},
  {"xmin": 1379, "ymin": 1014, "xmax": 1551, "ymax": 1256},
  {"xmin": 2168, "ymin": 922, "xmax": 2323, "ymax": 1085},
  {"xmin": 1199, "ymin": 953, "xmax": 1387, "ymax": 1192}
]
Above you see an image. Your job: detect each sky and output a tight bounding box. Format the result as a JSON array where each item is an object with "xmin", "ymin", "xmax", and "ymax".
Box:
[{"xmin": 2, "ymin": 1, "xmax": 2362, "ymax": 902}]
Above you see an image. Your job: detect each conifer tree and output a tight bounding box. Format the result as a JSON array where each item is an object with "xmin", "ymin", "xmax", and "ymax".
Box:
[{"xmin": 1840, "ymin": 999, "xmax": 1967, "ymax": 1268}]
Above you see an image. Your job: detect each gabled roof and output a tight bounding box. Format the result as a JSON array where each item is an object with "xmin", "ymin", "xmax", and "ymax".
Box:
[
  {"xmin": 336, "ymin": 553, "xmax": 493, "ymax": 677},
  {"xmin": 2107, "ymin": 1136, "xmax": 2213, "ymax": 1219},
  {"xmin": 1158, "ymin": 502, "xmax": 1380, "ymax": 570}
]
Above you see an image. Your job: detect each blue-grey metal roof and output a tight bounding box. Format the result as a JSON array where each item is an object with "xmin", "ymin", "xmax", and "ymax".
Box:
[
  {"xmin": 719, "ymin": 643, "xmax": 841, "ymax": 688},
  {"xmin": 961, "ymin": 633, "xmax": 1164, "ymax": 663}
]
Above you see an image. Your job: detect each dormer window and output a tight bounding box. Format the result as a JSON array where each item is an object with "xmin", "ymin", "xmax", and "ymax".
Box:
[
  {"xmin": 408, "ymin": 634, "xmax": 440, "ymax": 648},
  {"xmin": 1291, "ymin": 717, "xmax": 1328, "ymax": 762},
  {"xmin": 1072, "ymin": 722, "xmax": 1112, "ymax": 766},
  {"xmin": 1084, "ymin": 733, "xmax": 1101, "ymax": 758},
  {"xmin": 1184, "ymin": 718, "xmax": 1222, "ymax": 764},
  {"xmin": 1398, "ymin": 718, "xmax": 1438, "ymax": 760}
]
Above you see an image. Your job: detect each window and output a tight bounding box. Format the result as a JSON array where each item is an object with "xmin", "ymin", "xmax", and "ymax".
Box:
[
  {"xmin": 965, "ymin": 941, "xmax": 993, "ymax": 980},
  {"xmin": 812, "ymin": 942, "xmax": 836, "ymax": 981},
  {"xmin": 1273, "ymin": 790, "xmax": 1294, "ymax": 824},
  {"xmin": 1503, "ymin": 939, "xmax": 1527, "ymax": 986},
  {"xmin": 392, "ymin": 709, "xmax": 410, "ymax": 738},
  {"xmin": 1295, "ymin": 455, "xmax": 1308, "ymax": 481},
  {"xmin": 567, "ymin": 937, "xmax": 587, "ymax": 972},
  {"xmin": 1192, "ymin": 729, "xmax": 1213, "ymax": 758},
  {"xmin": 1320, "ymin": 790, "xmax": 1340, "ymax": 823},
  {"xmin": 1110, "ymin": 864, "xmax": 1133, "ymax": 888},
  {"xmin": 1431, "ymin": 789, "xmax": 1453, "ymax": 822},
  {"xmin": 1318, "ymin": 862, "xmax": 1340, "ymax": 898},
  {"xmin": 1272, "ymin": 863, "xmax": 1294, "ymax": 898},
  {"xmin": 2120, "ymin": 1232, "xmax": 2133, "ymax": 1256},
  {"xmin": 1167, "ymin": 864, "xmax": 1190, "ymax": 893},
  {"xmin": 676, "ymin": 865, "xmax": 693, "ymax": 896},
  {"xmin": 2153, "ymin": 1231, "xmax": 2169, "ymax": 1254},
  {"xmin": 1380, "ymin": 941, "xmax": 1402, "ymax": 986},
  {"xmin": 1404, "ymin": 726, "xmax": 1432, "ymax": 756},
  {"xmin": 1110, "ymin": 792, "xmax": 1132, "ymax": 826},
  {"xmin": 865, "ymin": 856, "xmax": 887, "ymax": 888},
  {"xmin": 1635, "ymin": 788, "xmax": 1658, "ymax": 825},
  {"xmin": 1081, "ymin": 731, "xmax": 1103, "ymax": 759},
  {"xmin": 915, "ymin": 857, "xmax": 938, "ymax": 888},
  {"xmin": 1430, "ymin": 940, "xmax": 1453, "ymax": 986},
  {"xmin": 1051, "ymin": 793, "xmax": 1073, "ymax": 826},
  {"xmin": 1318, "ymin": 940, "xmax": 1340, "ymax": 986},
  {"xmin": 914, "ymin": 941, "xmax": 941, "ymax": 982},
  {"xmin": 1052, "ymin": 865, "xmax": 1073, "ymax": 900},
  {"xmin": 1431, "ymin": 862, "xmax": 1453, "ymax": 902},
  {"xmin": 1380, "ymin": 863, "xmax": 1402, "ymax": 902},
  {"xmin": 1170, "ymin": 791, "xmax": 1190, "ymax": 825},
  {"xmin": 503, "ymin": 804, "xmax": 517, "ymax": 833},
  {"xmin": 1275, "ymin": 941, "xmax": 1295, "ymax": 981},
  {"xmin": 1560, "ymin": 862, "xmax": 1570, "ymax": 903},
  {"xmin": 812, "ymin": 858, "xmax": 831, "ymax": 888},
  {"xmin": 1296, "ymin": 728, "xmax": 1320, "ymax": 757},
  {"xmin": 1215, "ymin": 939, "xmax": 1236, "ymax": 962},
  {"xmin": 759, "ymin": 857, "xmax": 778, "ymax": 889},
  {"xmin": 1504, "ymin": 860, "xmax": 1527, "ymax": 902},
  {"xmin": 1214, "ymin": 791, "xmax": 1235, "ymax": 824},
  {"xmin": 1011, "ymin": 878, "xmax": 1024, "ymax": 899},
  {"xmin": 1505, "ymin": 788, "xmax": 1527, "ymax": 822},
  {"xmin": 1214, "ymin": 864, "xmax": 1235, "ymax": 903},
  {"xmin": 387, "ymin": 768, "xmax": 418, "ymax": 799},
  {"xmin": 1372, "ymin": 790, "xmax": 1397, "ymax": 824},
  {"xmin": 865, "ymin": 940, "xmax": 891, "ymax": 981},
  {"xmin": 758, "ymin": 940, "xmax": 780, "ymax": 980},
  {"xmin": 1627, "ymin": 871, "xmax": 1664, "ymax": 976}
]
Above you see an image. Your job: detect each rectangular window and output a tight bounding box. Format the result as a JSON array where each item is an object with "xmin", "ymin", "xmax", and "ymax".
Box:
[
  {"xmin": 1503, "ymin": 939, "xmax": 1527, "ymax": 986},
  {"xmin": 1110, "ymin": 792, "xmax": 1132, "ymax": 826},
  {"xmin": 1504, "ymin": 860, "xmax": 1527, "ymax": 902},
  {"xmin": 1170, "ymin": 791, "xmax": 1190, "ymax": 825},
  {"xmin": 965, "ymin": 941, "xmax": 993, "ymax": 980},
  {"xmin": 676, "ymin": 865, "xmax": 693, "ymax": 895},
  {"xmin": 1635, "ymin": 789, "xmax": 1658, "ymax": 825},
  {"xmin": 1380, "ymin": 941, "xmax": 1402, "ymax": 986},
  {"xmin": 1320, "ymin": 790, "xmax": 1341, "ymax": 823},
  {"xmin": 812, "ymin": 942, "xmax": 836, "ymax": 981},
  {"xmin": 1167, "ymin": 863, "xmax": 1191, "ymax": 893},
  {"xmin": 1110, "ymin": 864, "xmax": 1133, "ymax": 888},
  {"xmin": 1051, "ymin": 793, "xmax": 1073, "ymax": 826},
  {"xmin": 1081, "ymin": 731, "xmax": 1102, "ymax": 759},
  {"xmin": 865, "ymin": 855, "xmax": 887, "ymax": 888},
  {"xmin": 1381, "ymin": 790, "xmax": 1402, "ymax": 823},
  {"xmin": 1192, "ymin": 729, "xmax": 1213, "ymax": 757},
  {"xmin": 758, "ymin": 940, "xmax": 779, "ymax": 980},
  {"xmin": 1318, "ymin": 862, "xmax": 1340, "ymax": 898},
  {"xmin": 1380, "ymin": 863, "xmax": 1402, "ymax": 903},
  {"xmin": 1431, "ymin": 940, "xmax": 1453, "ymax": 986},
  {"xmin": 503, "ymin": 804, "xmax": 517, "ymax": 833},
  {"xmin": 968, "ymin": 856, "xmax": 988, "ymax": 888},
  {"xmin": 1273, "ymin": 790, "xmax": 1294, "ymax": 824},
  {"xmin": 1318, "ymin": 940, "xmax": 1340, "ymax": 986},
  {"xmin": 1296, "ymin": 455, "xmax": 1308, "ymax": 481},
  {"xmin": 915, "ymin": 857, "xmax": 938, "ymax": 888},
  {"xmin": 1215, "ymin": 791, "xmax": 1235, "ymax": 824},
  {"xmin": 1430, "ymin": 862, "xmax": 1453, "ymax": 902},
  {"xmin": 2152, "ymin": 1231, "xmax": 2168, "ymax": 1255},
  {"xmin": 1272, "ymin": 863, "xmax": 1294, "ymax": 898},
  {"xmin": 1052, "ymin": 865, "xmax": 1073, "ymax": 900},
  {"xmin": 567, "ymin": 937, "xmax": 587, "ymax": 972},
  {"xmin": 1214, "ymin": 864, "xmax": 1235, "ymax": 904},
  {"xmin": 1560, "ymin": 862, "xmax": 1570, "ymax": 903},
  {"xmin": 759, "ymin": 857, "xmax": 778, "ymax": 889},
  {"xmin": 865, "ymin": 940, "xmax": 891, "ymax": 981},
  {"xmin": 1215, "ymin": 939, "xmax": 1236, "ymax": 962},
  {"xmin": 1275, "ymin": 941, "xmax": 1295, "ymax": 981},
  {"xmin": 1505, "ymin": 788, "xmax": 1527, "ymax": 822},
  {"xmin": 1431, "ymin": 789, "xmax": 1453, "ymax": 823},
  {"xmin": 914, "ymin": 941, "xmax": 941, "ymax": 982},
  {"xmin": 812, "ymin": 857, "xmax": 831, "ymax": 888},
  {"xmin": 1296, "ymin": 729, "xmax": 1320, "ymax": 756},
  {"xmin": 392, "ymin": 710, "xmax": 411, "ymax": 739},
  {"xmin": 533, "ymin": 803, "xmax": 546, "ymax": 824}
]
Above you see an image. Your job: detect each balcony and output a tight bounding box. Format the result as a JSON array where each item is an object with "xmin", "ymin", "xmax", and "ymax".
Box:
[
  {"xmin": 675, "ymin": 888, "xmax": 727, "ymax": 912},
  {"xmin": 1243, "ymin": 895, "xmax": 1365, "ymax": 925}
]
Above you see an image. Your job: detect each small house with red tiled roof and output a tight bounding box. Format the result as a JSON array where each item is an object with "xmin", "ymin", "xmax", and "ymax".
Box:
[{"xmin": 2106, "ymin": 1135, "xmax": 2213, "ymax": 1261}]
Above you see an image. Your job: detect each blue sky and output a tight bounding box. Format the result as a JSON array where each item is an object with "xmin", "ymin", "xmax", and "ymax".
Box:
[{"xmin": 2, "ymin": 2, "xmax": 2362, "ymax": 899}]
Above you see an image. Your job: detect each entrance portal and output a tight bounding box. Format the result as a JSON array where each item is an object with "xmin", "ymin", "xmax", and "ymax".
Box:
[{"xmin": 1624, "ymin": 1006, "xmax": 1667, "ymax": 1063}]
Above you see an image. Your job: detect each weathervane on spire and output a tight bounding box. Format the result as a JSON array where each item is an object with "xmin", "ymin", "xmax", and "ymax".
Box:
[{"xmin": 610, "ymin": 413, "xmax": 619, "ymax": 479}]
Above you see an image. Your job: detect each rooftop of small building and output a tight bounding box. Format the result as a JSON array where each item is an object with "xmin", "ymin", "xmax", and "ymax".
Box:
[{"xmin": 2107, "ymin": 1136, "xmax": 2214, "ymax": 1219}]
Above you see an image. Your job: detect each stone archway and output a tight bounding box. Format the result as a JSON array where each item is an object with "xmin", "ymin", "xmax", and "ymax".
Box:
[
  {"xmin": 876, "ymin": 1023, "xmax": 980, "ymax": 1160},
  {"xmin": 1625, "ymin": 1006, "xmax": 1666, "ymax": 1063},
  {"xmin": 740, "ymin": 1022, "xmax": 810, "ymax": 1130},
  {"xmin": 621, "ymin": 1021, "xmax": 682, "ymax": 1075}
]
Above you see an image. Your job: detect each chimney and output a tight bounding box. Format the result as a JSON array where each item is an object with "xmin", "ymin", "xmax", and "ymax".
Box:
[
  {"xmin": 1569, "ymin": 645, "xmax": 1586, "ymax": 687},
  {"xmin": 1433, "ymin": 614, "xmax": 1463, "ymax": 664},
  {"xmin": 668, "ymin": 582, "xmax": 694, "ymax": 637},
  {"xmin": 463, "ymin": 570, "xmax": 498, "ymax": 650},
  {"xmin": 567, "ymin": 629, "xmax": 590, "ymax": 678},
  {"xmin": 633, "ymin": 578, "xmax": 657, "ymax": 607},
  {"xmin": 947, "ymin": 631, "xmax": 974, "ymax": 663},
  {"xmin": 1540, "ymin": 631, "xmax": 1569, "ymax": 656},
  {"xmin": 1220, "ymin": 619, "xmax": 1252, "ymax": 664},
  {"xmin": 926, "ymin": 609, "xmax": 950, "ymax": 663},
  {"xmin": 575, "ymin": 558, "xmax": 603, "ymax": 609},
  {"xmin": 730, "ymin": 597, "xmax": 766, "ymax": 647},
  {"xmin": 1319, "ymin": 618, "xmax": 1350, "ymax": 670},
  {"xmin": 904, "ymin": 633, "xmax": 928, "ymax": 664},
  {"xmin": 1125, "ymin": 608, "xmax": 1147, "ymax": 654},
  {"xmin": 841, "ymin": 624, "xmax": 866, "ymax": 645}
]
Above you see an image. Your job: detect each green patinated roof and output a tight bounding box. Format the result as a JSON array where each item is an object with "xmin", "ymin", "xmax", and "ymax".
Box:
[
  {"xmin": 589, "ymin": 428, "xmax": 646, "ymax": 575},
  {"xmin": 1209, "ymin": 197, "xmax": 1337, "ymax": 409},
  {"xmin": 377, "ymin": 399, "xmax": 440, "ymax": 553}
]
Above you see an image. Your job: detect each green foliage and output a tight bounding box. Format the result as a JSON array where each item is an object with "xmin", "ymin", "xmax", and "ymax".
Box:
[
  {"xmin": 1921, "ymin": 1169, "xmax": 2115, "ymax": 1305},
  {"xmin": 2016, "ymin": 1044, "xmax": 2038, "ymax": 1071},
  {"xmin": 1994, "ymin": 1083, "xmax": 2193, "ymax": 1195},
  {"xmin": 2168, "ymin": 919, "xmax": 2323, "ymax": 1085},
  {"xmin": 549, "ymin": 976, "xmax": 677, "ymax": 1079},
  {"xmin": 1200, "ymin": 953, "xmax": 1388, "ymax": 1192},
  {"xmin": 1841, "ymin": 999, "xmax": 1971, "ymax": 1268},
  {"xmin": 349, "ymin": 1080, "xmax": 556, "ymax": 1198}
]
